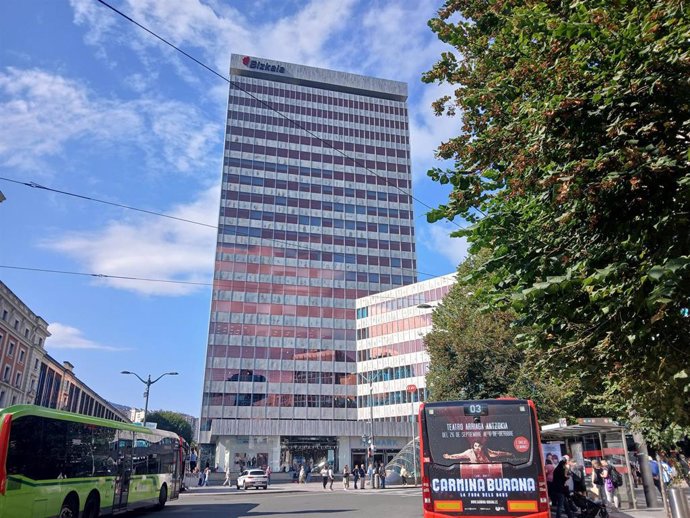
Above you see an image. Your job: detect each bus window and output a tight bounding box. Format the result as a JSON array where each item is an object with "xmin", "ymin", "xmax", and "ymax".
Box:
[{"xmin": 420, "ymin": 399, "xmax": 549, "ymax": 518}]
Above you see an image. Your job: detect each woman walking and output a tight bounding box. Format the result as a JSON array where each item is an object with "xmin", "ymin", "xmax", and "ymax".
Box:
[{"xmin": 342, "ymin": 465, "xmax": 350, "ymax": 490}]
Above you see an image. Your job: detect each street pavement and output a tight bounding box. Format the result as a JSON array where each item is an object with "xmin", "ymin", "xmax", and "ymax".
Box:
[{"xmin": 156, "ymin": 479, "xmax": 682, "ymax": 518}]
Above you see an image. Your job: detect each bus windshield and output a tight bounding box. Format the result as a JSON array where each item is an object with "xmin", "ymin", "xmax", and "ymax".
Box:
[{"xmin": 420, "ymin": 399, "xmax": 549, "ymax": 518}]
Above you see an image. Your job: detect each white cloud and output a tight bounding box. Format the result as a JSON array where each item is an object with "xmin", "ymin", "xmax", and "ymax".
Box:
[
  {"xmin": 46, "ymin": 322, "xmax": 127, "ymax": 351},
  {"xmin": 41, "ymin": 185, "xmax": 218, "ymax": 296},
  {"xmin": 409, "ymin": 82, "xmax": 460, "ymax": 182},
  {"xmin": 0, "ymin": 67, "xmax": 221, "ymax": 174},
  {"xmin": 421, "ymin": 223, "xmax": 470, "ymax": 267}
]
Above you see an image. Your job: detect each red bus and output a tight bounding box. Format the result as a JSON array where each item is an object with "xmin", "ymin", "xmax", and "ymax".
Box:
[{"xmin": 419, "ymin": 399, "xmax": 549, "ymax": 518}]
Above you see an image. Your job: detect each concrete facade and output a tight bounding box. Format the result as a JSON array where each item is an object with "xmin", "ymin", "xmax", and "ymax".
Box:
[{"xmin": 201, "ymin": 54, "xmax": 417, "ymax": 473}]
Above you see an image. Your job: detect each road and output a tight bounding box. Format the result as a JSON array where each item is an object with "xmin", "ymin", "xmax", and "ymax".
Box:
[{"xmin": 155, "ymin": 484, "xmax": 424, "ymax": 518}]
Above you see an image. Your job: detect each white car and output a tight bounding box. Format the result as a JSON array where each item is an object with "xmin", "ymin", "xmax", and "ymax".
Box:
[{"xmin": 236, "ymin": 469, "xmax": 268, "ymax": 490}]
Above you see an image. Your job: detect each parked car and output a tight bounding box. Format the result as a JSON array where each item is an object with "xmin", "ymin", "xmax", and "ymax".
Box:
[{"xmin": 236, "ymin": 468, "xmax": 268, "ymax": 490}]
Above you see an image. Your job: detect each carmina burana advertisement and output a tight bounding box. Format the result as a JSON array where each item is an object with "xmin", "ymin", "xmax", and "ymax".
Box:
[{"xmin": 424, "ymin": 402, "xmax": 541, "ymax": 514}]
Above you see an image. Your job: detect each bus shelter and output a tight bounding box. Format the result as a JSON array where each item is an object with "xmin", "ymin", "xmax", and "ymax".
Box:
[{"xmin": 541, "ymin": 417, "xmax": 639, "ymax": 509}]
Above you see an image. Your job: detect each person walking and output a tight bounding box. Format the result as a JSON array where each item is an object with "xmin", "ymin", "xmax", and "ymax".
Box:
[
  {"xmin": 328, "ymin": 464, "xmax": 335, "ymax": 490},
  {"xmin": 298, "ymin": 464, "xmax": 306, "ymax": 484},
  {"xmin": 353, "ymin": 464, "xmax": 360, "ymax": 489},
  {"xmin": 378, "ymin": 463, "xmax": 387, "ymax": 489},
  {"xmin": 545, "ymin": 457, "xmax": 556, "ymax": 505},
  {"xmin": 368, "ymin": 462, "xmax": 375, "ymax": 488},
  {"xmin": 601, "ymin": 460, "xmax": 620, "ymax": 508},
  {"xmin": 265, "ymin": 465, "xmax": 272, "ymax": 486},
  {"xmin": 203, "ymin": 465, "xmax": 211, "ymax": 487},
  {"xmin": 553, "ymin": 459, "xmax": 574, "ymax": 518},
  {"xmin": 358, "ymin": 464, "xmax": 366, "ymax": 489},
  {"xmin": 321, "ymin": 465, "xmax": 329, "ymax": 489},
  {"xmin": 222, "ymin": 469, "xmax": 231, "ymax": 486},
  {"xmin": 342, "ymin": 465, "xmax": 350, "ymax": 490},
  {"xmin": 400, "ymin": 466, "xmax": 409, "ymax": 486},
  {"xmin": 189, "ymin": 449, "xmax": 198, "ymax": 473},
  {"xmin": 591, "ymin": 460, "xmax": 606, "ymax": 503}
]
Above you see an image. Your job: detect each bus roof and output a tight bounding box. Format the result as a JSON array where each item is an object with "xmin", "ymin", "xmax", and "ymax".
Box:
[{"xmin": 0, "ymin": 404, "xmax": 175, "ymax": 438}]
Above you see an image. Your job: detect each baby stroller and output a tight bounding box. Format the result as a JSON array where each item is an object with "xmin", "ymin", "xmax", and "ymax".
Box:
[{"xmin": 569, "ymin": 492, "xmax": 609, "ymax": 518}]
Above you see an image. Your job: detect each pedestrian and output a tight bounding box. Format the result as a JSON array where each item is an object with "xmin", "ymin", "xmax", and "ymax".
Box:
[
  {"xmin": 196, "ymin": 467, "xmax": 204, "ymax": 486},
  {"xmin": 368, "ymin": 462, "xmax": 375, "ymax": 488},
  {"xmin": 569, "ymin": 460, "xmax": 586, "ymax": 494},
  {"xmin": 545, "ymin": 457, "xmax": 555, "ymax": 505},
  {"xmin": 321, "ymin": 465, "xmax": 329, "ymax": 489},
  {"xmin": 203, "ymin": 464, "xmax": 211, "ymax": 487},
  {"xmin": 400, "ymin": 466, "xmax": 409, "ymax": 486},
  {"xmin": 222, "ymin": 469, "xmax": 231, "ymax": 486},
  {"xmin": 601, "ymin": 460, "xmax": 620, "ymax": 508},
  {"xmin": 553, "ymin": 459, "xmax": 574, "ymax": 518},
  {"xmin": 189, "ymin": 449, "xmax": 198, "ymax": 473},
  {"xmin": 358, "ymin": 464, "xmax": 366, "ymax": 489},
  {"xmin": 353, "ymin": 464, "xmax": 360, "ymax": 489},
  {"xmin": 591, "ymin": 460, "xmax": 605, "ymax": 502},
  {"xmin": 266, "ymin": 465, "xmax": 272, "ymax": 486},
  {"xmin": 342, "ymin": 464, "xmax": 350, "ymax": 490},
  {"xmin": 328, "ymin": 464, "xmax": 335, "ymax": 490},
  {"xmin": 378, "ymin": 463, "xmax": 387, "ymax": 489},
  {"xmin": 299, "ymin": 464, "xmax": 306, "ymax": 484}
]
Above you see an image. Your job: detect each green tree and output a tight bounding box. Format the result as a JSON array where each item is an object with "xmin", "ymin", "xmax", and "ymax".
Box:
[
  {"xmin": 145, "ymin": 411, "xmax": 193, "ymax": 444},
  {"xmin": 425, "ymin": 252, "xmax": 578, "ymax": 423},
  {"xmin": 423, "ymin": 0, "xmax": 690, "ymax": 440}
]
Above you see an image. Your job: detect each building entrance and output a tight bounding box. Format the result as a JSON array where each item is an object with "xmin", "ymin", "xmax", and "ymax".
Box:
[{"xmin": 280, "ymin": 436, "xmax": 338, "ymax": 473}]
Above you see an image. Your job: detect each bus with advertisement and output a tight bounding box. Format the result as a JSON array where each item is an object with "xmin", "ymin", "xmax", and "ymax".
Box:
[
  {"xmin": 419, "ymin": 398, "xmax": 549, "ymax": 518},
  {"xmin": 0, "ymin": 404, "xmax": 185, "ymax": 518}
]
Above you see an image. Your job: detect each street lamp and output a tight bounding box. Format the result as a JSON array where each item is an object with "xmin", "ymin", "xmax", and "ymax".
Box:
[
  {"xmin": 406, "ymin": 384, "xmax": 418, "ymax": 486},
  {"xmin": 360, "ymin": 372, "xmax": 375, "ymax": 459},
  {"xmin": 121, "ymin": 371, "xmax": 178, "ymax": 425}
]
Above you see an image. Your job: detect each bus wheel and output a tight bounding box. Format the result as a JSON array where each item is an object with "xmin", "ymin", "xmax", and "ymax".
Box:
[
  {"xmin": 83, "ymin": 492, "xmax": 100, "ymax": 518},
  {"xmin": 156, "ymin": 484, "xmax": 168, "ymax": 510},
  {"xmin": 59, "ymin": 494, "xmax": 79, "ymax": 518}
]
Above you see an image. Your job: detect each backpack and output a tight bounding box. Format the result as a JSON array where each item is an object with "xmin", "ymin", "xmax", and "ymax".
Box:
[{"xmin": 610, "ymin": 466, "xmax": 623, "ymax": 487}]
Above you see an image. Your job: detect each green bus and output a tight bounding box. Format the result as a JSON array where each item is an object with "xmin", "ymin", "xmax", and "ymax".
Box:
[{"xmin": 0, "ymin": 404, "xmax": 185, "ymax": 517}]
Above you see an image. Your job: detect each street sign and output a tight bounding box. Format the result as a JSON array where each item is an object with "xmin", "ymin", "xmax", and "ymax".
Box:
[{"xmin": 406, "ymin": 384, "xmax": 417, "ymax": 393}]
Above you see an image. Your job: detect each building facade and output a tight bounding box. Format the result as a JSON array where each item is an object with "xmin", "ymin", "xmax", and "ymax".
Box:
[
  {"xmin": 0, "ymin": 281, "xmax": 50, "ymax": 407},
  {"xmin": 200, "ymin": 54, "xmax": 417, "ymax": 473},
  {"xmin": 0, "ymin": 281, "xmax": 128, "ymax": 421},
  {"xmin": 354, "ymin": 273, "xmax": 455, "ymax": 467}
]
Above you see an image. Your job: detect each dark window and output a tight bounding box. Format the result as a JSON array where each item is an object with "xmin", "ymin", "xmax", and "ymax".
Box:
[{"xmin": 7, "ymin": 415, "xmax": 120, "ymax": 480}]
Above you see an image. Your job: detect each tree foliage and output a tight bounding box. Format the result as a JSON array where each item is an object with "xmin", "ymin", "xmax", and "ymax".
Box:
[
  {"xmin": 146, "ymin": 411, "xmax": 193, "ymax": 444},
  {"xmin": 424, "ymin": 0, "xmax": 690, "ymax": 441},
  {"xmin": 425, "ymin": 252, "xmax": 584, "ymax": 424}
]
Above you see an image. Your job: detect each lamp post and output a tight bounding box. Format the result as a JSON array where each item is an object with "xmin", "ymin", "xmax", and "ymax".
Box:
[
  {"xmin": 360, "ymin": 372, "xmax": 375, "ymax": 460},
  {"xmin": 121, "ymin": 371, "xmax": 178, "ymax": 425},
  {"xmin": 406, "ymin": 384, "xmax": 418, "ymax": 486}
]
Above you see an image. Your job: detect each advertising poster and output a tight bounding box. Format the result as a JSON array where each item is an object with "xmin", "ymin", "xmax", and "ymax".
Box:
[{"xmin": 424, "ymin": 402, "xmax": 541, "ymax": 515}]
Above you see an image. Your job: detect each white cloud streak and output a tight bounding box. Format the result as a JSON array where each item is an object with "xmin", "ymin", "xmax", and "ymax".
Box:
[
  {"xmin": 0, "ymin": 67, "xmax": 220, "ymax": 174},
  {"xmin": 421, "ymin": 223, "xmax": 470, "ymax": 268},
  {"xmin": 42, "ymin": 184, "xmax": 219, "ymax": 296},
  {"xmin": 47, "ymin": 322, "xmax": 127, "ymax": 351}
]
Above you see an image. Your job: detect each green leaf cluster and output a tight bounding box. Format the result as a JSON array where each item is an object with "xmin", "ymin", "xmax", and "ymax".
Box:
[
  {"xmin": 145, "ymin": 410, "xmax": 193, "ymax": 444},
  {"xmin": 424, "ymin": 0, "xmax": 690, "ymax": 442}
]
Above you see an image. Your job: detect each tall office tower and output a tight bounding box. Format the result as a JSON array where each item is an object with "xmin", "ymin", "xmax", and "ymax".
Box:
[{"xmin": 200, "ymin": 55, "xmax": 416, "ymax": 473}]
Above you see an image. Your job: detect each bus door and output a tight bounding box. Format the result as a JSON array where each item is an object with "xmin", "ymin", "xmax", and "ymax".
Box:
[{"xmin": 113, "ymin": 431, "xmax": 133, "ymax": 512}]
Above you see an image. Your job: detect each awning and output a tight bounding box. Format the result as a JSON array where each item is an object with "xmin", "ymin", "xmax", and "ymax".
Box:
[{"xmin": 540, "ymin": 417, "xmax": 626, "ymax": 440}]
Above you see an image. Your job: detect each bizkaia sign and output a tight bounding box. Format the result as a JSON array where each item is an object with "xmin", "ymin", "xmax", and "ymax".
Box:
[{"xmin": 242, "ymin": 56, "xmax": 286, "ymax": 74}]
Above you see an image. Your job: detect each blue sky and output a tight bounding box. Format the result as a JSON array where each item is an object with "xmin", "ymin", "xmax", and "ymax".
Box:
[{"xmin": 0, "ymin": 0, "xmax": 468, "ymax": 417}]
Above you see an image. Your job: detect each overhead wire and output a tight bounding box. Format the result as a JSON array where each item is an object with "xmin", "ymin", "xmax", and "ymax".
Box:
[
  {"xmin": 0, "ymin": 175, "xmax": 451, "ymax": 283},
  {"xmin": 94, "ymin": 0, "xmax": 463, "ymax": 227},
  {"xmin": 2, "ymin": 1, "xmax": 468, "ymax": 293}
]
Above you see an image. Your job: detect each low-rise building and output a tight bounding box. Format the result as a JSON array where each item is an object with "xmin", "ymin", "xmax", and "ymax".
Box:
[{"xmin": 0, "ymin": 281, "xmax": 128, "ymax": 421}]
